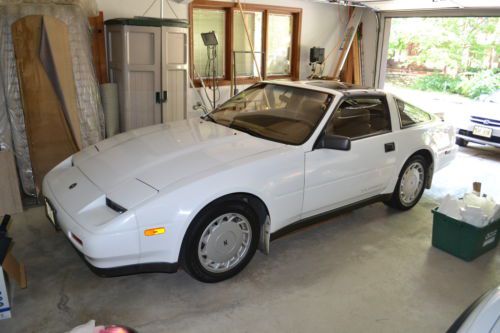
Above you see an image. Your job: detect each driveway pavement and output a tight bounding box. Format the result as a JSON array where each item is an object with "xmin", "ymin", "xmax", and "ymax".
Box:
[{"xmin": 385, "ymin": 84, "xmax": 496, "ymax": 126}]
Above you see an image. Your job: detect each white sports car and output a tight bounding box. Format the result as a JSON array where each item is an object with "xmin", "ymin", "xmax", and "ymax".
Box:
[
  {"xmin": 43, "ymin": 81, "xmax": 457, "ymax": 283},
  {"xmin": 448, "ymin": 285, "xmax": 500, "ymax": 333}
]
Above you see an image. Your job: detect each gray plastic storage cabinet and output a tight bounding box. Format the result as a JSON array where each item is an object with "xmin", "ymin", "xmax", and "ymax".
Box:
[{"xmin": 105, "ymin": 18, "xmax": 189, "ymax": 131}]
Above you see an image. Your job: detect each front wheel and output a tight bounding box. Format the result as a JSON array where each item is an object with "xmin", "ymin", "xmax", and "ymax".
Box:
[
  {"xmin": 385, "ymin": 155, "xmax": 428, "ymax": 211},
  {"xmin": 181, "ymin": 201, "xmax": 260, "ymax": 283}
]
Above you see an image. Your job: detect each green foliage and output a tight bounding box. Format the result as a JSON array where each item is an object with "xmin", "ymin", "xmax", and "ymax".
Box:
[
  {"xmin": 388, "ymin": 17, "xmax": 499, "ymax": 99},
  {"xmin": 412, "ymin": 74, "xmax": 460, "ymax": 93},
  {"xmin": 388, "ymin": 17, "xmax": 499, "ymax": 72},
  {"xmin": 457, "ymin": 71, "xmax": 500, "ymax": 99},
  {"xmin": 411, "ymin": 71, "xmax": 500, "ymax": 99}
]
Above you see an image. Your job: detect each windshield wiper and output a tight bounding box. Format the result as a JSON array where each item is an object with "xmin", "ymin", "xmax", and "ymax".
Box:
[
  {"xmin": 203, "ymin": 113, "xmax": 217, "ymax": 124},
  {"xmin": 229, "ymin": 123, "xmax": 267, "ymax": 140}
]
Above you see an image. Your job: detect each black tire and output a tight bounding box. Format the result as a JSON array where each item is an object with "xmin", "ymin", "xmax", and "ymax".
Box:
[
  {"xmin": 456, "ymin": 137, "xmax": 468, "ymax": 147},
  {"xmin": 181, "ymin": 200, "xmax": 260, "ymax": 283},
  {"xmin": 384, "ymin": 155, "xmax": 428, "ymax": 211}
]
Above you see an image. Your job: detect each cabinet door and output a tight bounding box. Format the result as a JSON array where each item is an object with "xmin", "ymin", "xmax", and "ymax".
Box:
[
  {"xmin": 124, "ymin": 26, "xmax": 162, "ymax": 130},
  {"xmin": 162, "ymin": 27, "xmax": 188, "ymax": 123}
]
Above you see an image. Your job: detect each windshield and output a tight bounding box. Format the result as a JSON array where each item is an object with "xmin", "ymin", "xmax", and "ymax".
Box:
[{"xmin": 209, "ymin": 83, "xmax": 333, "ymax": 145}]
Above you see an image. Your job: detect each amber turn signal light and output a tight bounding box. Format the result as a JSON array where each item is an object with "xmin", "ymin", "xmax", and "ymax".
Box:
[{"xmin": 144, "ymin": 227, "xmax": 165, "ymax": 237}]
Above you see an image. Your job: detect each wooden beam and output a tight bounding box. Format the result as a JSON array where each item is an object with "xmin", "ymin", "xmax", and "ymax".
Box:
[
  {"xmin": 352, "ymin": 33, "xmax": 362, "ymax": 85},
  {"xmin": 88, "ymin": 12, "xmax": 108, "ymax": 84},
  {"xmin": 236, "ymin": 0, "xmax": 263, "ymax": 81},
  {"xmin": 331, "ymin": 8, "xmax": 363, "ymax": 79}
]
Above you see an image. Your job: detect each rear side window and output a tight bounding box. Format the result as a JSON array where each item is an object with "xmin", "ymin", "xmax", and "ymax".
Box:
[
  {"xmin": 395, "ymin": 98, "xmax": 433, "ymax": 128},
  {"xmin": 326, "ymin": 97, "xmax": 391, "ymax": 139}
]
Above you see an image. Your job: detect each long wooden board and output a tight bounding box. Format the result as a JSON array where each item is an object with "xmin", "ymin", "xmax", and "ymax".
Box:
[
  {"xmin": 89, "ymin": 11, "xmax": 108, "ymax": 84},
  {"xmin": 331, "ymin": 8, "xmax": 363, "ymax": 80},
  {"xmin": 39, "ymin": 16, "xmax": 83, "ymax": 150}
]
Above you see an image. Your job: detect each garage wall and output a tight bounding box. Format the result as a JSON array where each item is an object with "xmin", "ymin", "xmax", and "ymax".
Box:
[{"xmin": 96, "ymin": 0, "xmax": 349, "ymax": 114}]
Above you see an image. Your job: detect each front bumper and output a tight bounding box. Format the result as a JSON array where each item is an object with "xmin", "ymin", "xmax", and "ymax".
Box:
[
  {"xmin": 457, "ymin": 128, "xmax": 500, "ymax": 148},
  {"xmin": 42, "ymin": 164, "xmax": 142, "ymax": 270},
  {"xmin": 44, "ymin": 174, "xmax": 179, "ymax": 277}
]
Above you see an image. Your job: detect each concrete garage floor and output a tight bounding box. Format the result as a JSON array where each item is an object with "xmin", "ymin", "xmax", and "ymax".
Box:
[{"xmin": 1, "ymin": 146, "xmax": 499, "ymax": 333}]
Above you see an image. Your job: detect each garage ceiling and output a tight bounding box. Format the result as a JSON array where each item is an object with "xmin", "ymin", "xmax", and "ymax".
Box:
[{"xmin": 316, "ymin": 0, "xmax": 500, "ymax": 11}]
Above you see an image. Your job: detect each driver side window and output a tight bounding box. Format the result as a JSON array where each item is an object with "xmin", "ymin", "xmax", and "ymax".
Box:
[{"xmin": 325, "ymin": 97, "xmax": 391, "ymax": 139}]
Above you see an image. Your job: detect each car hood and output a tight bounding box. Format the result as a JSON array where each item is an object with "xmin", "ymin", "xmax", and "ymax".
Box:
[
  {"xmin": 469, "ymin": 103, "xmax": 499, "ymax": 120},
  {"xmin": 73, "ymin": 118, "xmax": 284, "ymax": 193}
]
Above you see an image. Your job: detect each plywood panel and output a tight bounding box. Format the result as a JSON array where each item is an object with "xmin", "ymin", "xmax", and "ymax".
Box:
[
  {"xmin": 39, "ymin": 16, "xmax": 82, "ymax": 150},
  {"xmin": 0, "ymin": 151, "xmax": 23, "ymax": 216}
]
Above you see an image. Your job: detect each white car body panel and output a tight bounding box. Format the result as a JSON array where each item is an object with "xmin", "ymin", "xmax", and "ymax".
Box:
[
  {"xmin": 303, "ymin": 132, "xmax": 398, "ymax": 217},
  {"xmin": 42, "ymin": 82, "xmax": 457, "ymax": 271},
  {"xmin": 452, "ymin": 286, "xmax": 500, "ymax": 333}
]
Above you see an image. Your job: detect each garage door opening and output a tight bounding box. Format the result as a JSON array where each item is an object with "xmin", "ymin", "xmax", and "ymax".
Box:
[{"xmin": 383, "ymin": 16, "xmax": 499, "ymax": 124}]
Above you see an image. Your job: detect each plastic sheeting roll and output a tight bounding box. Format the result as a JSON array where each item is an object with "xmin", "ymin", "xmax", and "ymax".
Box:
[{"xmin": 100, "ymin": 83, "xmax": 119, "ymax": 138}]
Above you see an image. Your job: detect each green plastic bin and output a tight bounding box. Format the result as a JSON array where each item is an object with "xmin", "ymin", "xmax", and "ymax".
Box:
[{"xmin": 431, "ymin": 209, "xmax": 500, "ymax": 261}]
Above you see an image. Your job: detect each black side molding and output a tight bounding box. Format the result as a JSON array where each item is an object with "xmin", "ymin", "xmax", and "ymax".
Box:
[
  {"xmin": 271, "ymin": 194, "xmax": 392, "ymax": 241},
  {"xmin": 446, "ymin": 288, "xmax": 493, "ymax": 333}
]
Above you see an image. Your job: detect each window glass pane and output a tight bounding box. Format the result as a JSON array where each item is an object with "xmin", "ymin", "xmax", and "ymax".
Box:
[
  {"xmin": 267, "ymin": 14, "xmax": 292, "ymax": 76},
  {"xmin": 193, "ymin": 9, "xmax": 225, "ymax": 78},
  {"xmin": 328, "ymin": 98, "xmax": 391, "ymax": 139},
  {"xmin": 212, "ymin": 83, "xmax": 332, "ymax": 145},
  {"xmin": 233, "ymin": 11, "xmax": 263, "ymax": 77},
  {"xmin": 396, "ymin": 99, "xmax": 432, "ymax": 127}
]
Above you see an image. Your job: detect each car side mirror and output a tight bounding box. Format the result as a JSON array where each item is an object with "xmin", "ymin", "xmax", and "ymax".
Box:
[{"xmin": 316, "ymin": 133, "xmax": 351, "ymax": 151}]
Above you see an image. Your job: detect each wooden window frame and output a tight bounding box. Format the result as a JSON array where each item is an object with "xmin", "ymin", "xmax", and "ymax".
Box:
[{"xmin": 189, "ymin": 0, "xmax": 302, "ymax": 87}]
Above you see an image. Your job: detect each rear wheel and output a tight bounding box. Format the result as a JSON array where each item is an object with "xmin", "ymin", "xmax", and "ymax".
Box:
[
  {"xmin": 181, "ymin": 201, "xmax": 259, "ymax": 283},
  {"xmin": 385, "ymin": 155, "xmax": 428, "ymax": 211},
  {"xmin": 456, "ymin": 137, "xmax": 468, "ymax": 147}
]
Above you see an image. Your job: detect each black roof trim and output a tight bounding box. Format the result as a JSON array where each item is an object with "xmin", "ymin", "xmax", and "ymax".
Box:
[
  {"xmin": 105, "ymin": 17, "xmax": 189, "ymax": 28},
  {"xmin": 306, "ymin": 80, "xmax": 372, "ymax": 91}
]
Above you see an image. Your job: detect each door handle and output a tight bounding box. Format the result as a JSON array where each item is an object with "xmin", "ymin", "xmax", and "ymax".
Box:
[
  {"xmin": 155, "ymin": 91, "xmax": 168, "ymax": 104},
  {"xmin": 385, "ymin": 142, "xmax": 395, "ymax": 153}
]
